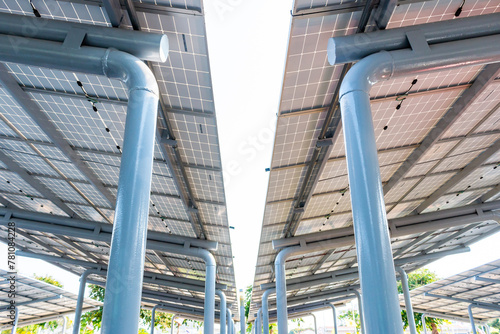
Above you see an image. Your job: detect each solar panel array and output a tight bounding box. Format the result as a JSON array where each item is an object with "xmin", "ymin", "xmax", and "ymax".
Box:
[
  {"xmin": 401, "ymin": 259, "xmax": 500, "ymax": 321},
  {"xmin": 0, "ymin": 0, "xmax": 238, "ymax": 319},
  {"xmin": 251, "ymin": 0, "xmax": 500, "ymax": 319},
  {"xmin": 0, "ymin": 269, "xmax": 101, "ymax": 328}
]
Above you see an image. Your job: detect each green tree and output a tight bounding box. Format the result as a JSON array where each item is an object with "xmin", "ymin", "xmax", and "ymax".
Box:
[
  {"xmin": 339, "ymin": 310, "xmax": 361, "ymax": 333},
  {"xmin": 488, "ymin": 319, "xmax": 500, "ymax": 334},
  {"xmin": 80, "ymin": 284, "xmax": 200, "ymax": 333},
  {"xmin": 33, "ymin": 274, "xmax": 64, "ymax": 288},
  {"xmin": 398, "ymin": 269, "xmax": 445, "ymax": 334}
]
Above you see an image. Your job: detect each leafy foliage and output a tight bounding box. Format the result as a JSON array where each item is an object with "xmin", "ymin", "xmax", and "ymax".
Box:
[
  {"xmin": 33, "ymin": 274, "xmax": 64, "ymax": 288},
  {"xmin": 80, "ymin": 284, "xmax": 200, "ymax": 333},
  {"xmin": 489, "ymin": 319, "xmax": 500, "ymax": 334},
  {"xmin": 287, "ymin": 327, "xmax": 313, "ymax": 334},
  {"xmin": 339, "ymin": 310, "xmax": 361, "ymax": 333},
  {"xmin": 398, "ymin": 269, "xmax": 446, "ymax": 333}
]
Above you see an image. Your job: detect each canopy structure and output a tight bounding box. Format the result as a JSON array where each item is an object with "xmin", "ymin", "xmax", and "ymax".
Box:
[
  {"xmin": 251, "ymin": 0, "xmax": 500, "ymax": 322},
  {"xmin": 402, "ymin": 259, "xmax": 500, "ymax": 322},
  {"xmin": 0, "ymin": 0, "xmax": 238, "ymax": 325},
  {"xmin": 0, "ymin": 269, "xmax": 101, "ymax": 330}
]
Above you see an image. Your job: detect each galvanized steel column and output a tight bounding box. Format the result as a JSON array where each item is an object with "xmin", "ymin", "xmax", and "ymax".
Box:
[
  {"xmin": 262, "ymin": 289, "xmax": 275, "ymax": 334},
  {"xmin": 396, "ymin": 267, "xmax": 417, "ymax": 334},
  {"xmin": 351, "ymin": 290, "xmax": 365, "ymax": 334},
  {"xmin": 73, "ymin": 268, "xmax": 101, "ymax": 334},
  {"xmin": 310, "ymin": 314, "xmax": 317, "ymax": 334},
  {"xmin": 339, "ymin": 62, "xmax": 404, "ymax": 334},
  {"xmin": 216, "ymin": 290, "xmax": 227, "ymax": 334},
  {"xmin": 240, "ymin": 290, "xmax": 246, "ymax": 334},
  {"xmin": 171, "ymin": 314, "xmax": 177, "ymax": 334},
  {"xmin": 0, "ymin": 31, "xmax": 167, "ymax": 334},
  {"xmin": 10, "ymin": 307, "xmax": 18, "ymax": 334},
  {"xmin": 468, "ymin": 305, "xmax": 478, "ymax": 334},
  {"xmin": 62, "ymin": 316, "xmax": 67, "ymax": 334},
  {"xmin": 329, "ymin": 304, "xmax": 338, "ymax": 334},
  {"xmin": 227, "ymin": 309, "xmax": 233, "ymax": 334},
  {"xmin": 256, "ymin": 308, "xmax": 262, "ymax": 334}
]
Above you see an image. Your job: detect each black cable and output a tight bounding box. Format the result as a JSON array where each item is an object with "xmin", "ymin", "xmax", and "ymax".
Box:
[
  {"xmin": 29, "ymin": 0, "xmax": 41, "ymax": 17},
  {"xmin": 455, "ymin": 0, "xmax": 466, "ymax": 17}
]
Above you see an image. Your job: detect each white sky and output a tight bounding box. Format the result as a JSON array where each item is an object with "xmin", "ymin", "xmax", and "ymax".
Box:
[{"xmin": 1, "ymin": 0, "xmax": 500, "ymax": 324}]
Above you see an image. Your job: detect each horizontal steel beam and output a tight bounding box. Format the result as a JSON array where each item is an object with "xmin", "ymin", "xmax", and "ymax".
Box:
[
  {"xmin": 0, "ymin": 207, "xmax": 217, "ymax": 250},
  {"xmin": 272, "ymin": 200, "xmax": 500, "ymax": 249},
  {"xmin": 57, "ymin": 0, "xmax": 203, "ymax": 16},
  {"xmin": 425, "ymin": 293, "xmax": 500, "ymax": 310},
  {"xmin": 16, "ymin": 250, "xmax": 227, "ymax": 291},
  {"xmin": 474, "ymin": 276, "xmax": 500, "ymax": 285},
  {"xmin": 258, "ymin": 247, "xmax": 469, "ymax": 294},
  {"xmin": 0, "ymin": 13, "xmax": 168, "ymax": 62},
  {"xmin": 328, "ymin": 13, "xmax": 500, "ymax": 64}
]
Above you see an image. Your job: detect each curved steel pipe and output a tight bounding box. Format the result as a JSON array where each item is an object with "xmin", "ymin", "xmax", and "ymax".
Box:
[
  {"xmin": 330, "ymin": 32, "xmax": 500, "ymax": 334},
  {"xmin": 73, "ymin": 268, "xmax": 102, "ymax": 334},
  {"xmin": 261, "ymin": 288, "xmax": 275, "ymax": 334},
  {"xmin": 0, "ymin": 12, "xmax": 168, "ymax": 62},
  {"xmin": 328, "ymin": 304, "xmax": 338, "ymax": 334},
  {"xmin": 216, "ymin": 290, "xmax": 227, "ymax": 334},
  {"xmin": 0, "ymin": 33, "xmax": 166, "ymax": 334},
  {"xmin": 227, "ymin": 308, "xmax": 233, "ymax": 334},
  {"xmin": 396, "ymin": 267, "xmax": 417, "ymax": 334}
]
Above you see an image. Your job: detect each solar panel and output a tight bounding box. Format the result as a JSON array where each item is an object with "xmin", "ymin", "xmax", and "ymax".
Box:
[
  {"xmin": 0, "ymin": 269, "xmax": 101, "ymax": 329},
  {"xmin": 0, "ymin": 0, "xmax": 238, "ymax": 319}
]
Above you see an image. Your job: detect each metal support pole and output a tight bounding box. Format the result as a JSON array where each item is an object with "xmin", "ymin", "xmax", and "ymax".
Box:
[
  {"xmin": 329, "ymin": 304, "xmax": 338, "ymax": 334},
  {"xmin": 171, "ymin": 314, "xmax": 177, "ymax": 334},
  {"xmin": 216, "ymin": 290, "xmax": 227, "ymax": 334},
  {"xmin": 422, "ymin": 314, "xmax": 427, "ymax": 334},
  {"xmin": 396, "ymin": 267, "xmax": 417, "ymax": 334},
  {"xmin": 340, "ymin": 84, "xmax": 402, "ymax": 332},
  {"xmin": 469, "ymin": 305, "xmax": 478, "ymax": 334},
  {"xmin": 231, "ymin": 317, "xmax": 236, "ymax": 334},
  {"xmin": 329, "ymin": 30, "xmax": 500, "ymax": 334},
  {"xmin": 351, "ymin": 290, "xmax": 364, "ymax": 334},
  {"xmin": 240, "ymin": 290, "xmax": 246, "ymax": 334},
  {"xmin": 62, "ymin": 316, "xmax": 67, "ymax": 334},
  {"xmin": 311, "ymin": 313, "xmax": 317, "ymax": 334},
  {"xmin": 262, "ymin": 289, "xmax": 275, "ymax": 334},
  {"xmin": 256, "ymin": 308, "xmax": 262, "ymax": 334},
  {"xmin": 10, "ymin": 307, "xmax": 18, "ymax": 334},
  {"xmin": 150, "ymin": 306, "xmax": 158, "ymax": 334},
  {"xmin": 205, "ymin": 254, "xmax": 216, "ymax": 334},
  {"xmin": 227, "ymin": 309, "xmax": 233, "ymax": 334},
  {"xmin": 0, "ymin": 29, "xmax": 167, "ymax": 334},
  {"xmin": 73, "ymin": 268, "xmax": 101, "ymax": 334}
]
